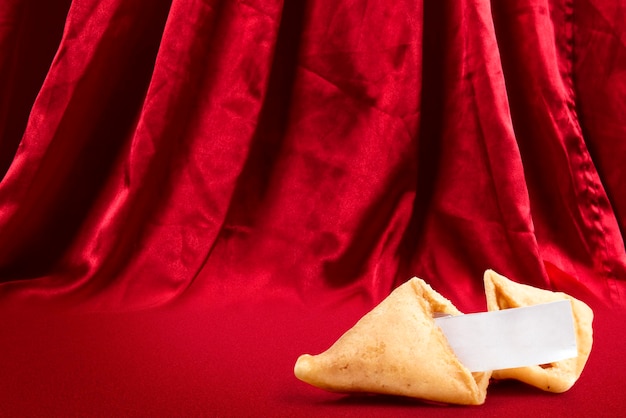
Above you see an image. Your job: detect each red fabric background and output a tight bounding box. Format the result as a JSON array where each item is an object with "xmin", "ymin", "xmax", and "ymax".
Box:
[{"xmin": 1, "ymin": 0, "xmax": 626, "ymax": 415}]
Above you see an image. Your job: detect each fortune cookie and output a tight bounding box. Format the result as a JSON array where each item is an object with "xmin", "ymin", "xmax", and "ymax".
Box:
[
  {"xmin": 294, "ymin": 277, "xmax": 491, "ymax": 405},
  {"xmin": 483, "ymin": 269, "xmax": 594, "ymax": 393}
]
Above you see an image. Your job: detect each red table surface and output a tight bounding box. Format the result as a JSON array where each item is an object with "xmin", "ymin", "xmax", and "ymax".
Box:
[{"xmin": 1, "ymin": 294, "xmax": 624, "ymax": 417}]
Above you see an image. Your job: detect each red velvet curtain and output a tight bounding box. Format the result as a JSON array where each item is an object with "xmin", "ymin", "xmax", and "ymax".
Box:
[{"xmin": 1, "ymin": 0, "xmax": 626, "ymax": 415}]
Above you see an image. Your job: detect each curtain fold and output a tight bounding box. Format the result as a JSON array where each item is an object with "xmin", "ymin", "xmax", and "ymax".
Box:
[{"xmin": 0, "ymin": 0, "xmax": 625, "ymax": 312}]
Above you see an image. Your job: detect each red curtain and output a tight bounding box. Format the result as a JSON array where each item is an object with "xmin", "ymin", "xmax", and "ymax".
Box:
[{"xmin": 1, "ymin": 0, "xmax": 626, "ymax": 415}]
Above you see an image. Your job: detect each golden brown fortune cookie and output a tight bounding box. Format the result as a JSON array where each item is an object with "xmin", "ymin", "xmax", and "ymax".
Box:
[
  {"xmin": 294, "ymin": 277, "xmax": 491, "ymax": 405},
  {"xmin": 483, "ymin": 269, "xmax": 594, "ymax": 393}
]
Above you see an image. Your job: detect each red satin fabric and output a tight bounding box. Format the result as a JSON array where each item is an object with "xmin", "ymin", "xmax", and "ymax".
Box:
[{"xmin": 1, "ymin": 0, "xmax": 626, "ymax": 415}]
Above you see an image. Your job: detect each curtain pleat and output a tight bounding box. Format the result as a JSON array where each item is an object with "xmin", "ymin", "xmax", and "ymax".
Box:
[{"xmin": 0, "ymin": 0, "xmax": 624, "ymax": 312}]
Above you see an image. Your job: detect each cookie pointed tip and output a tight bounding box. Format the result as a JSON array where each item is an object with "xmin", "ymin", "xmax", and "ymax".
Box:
[{"xmin": 294, "ymin": 354, "xmax": 314, "ymax": 381}]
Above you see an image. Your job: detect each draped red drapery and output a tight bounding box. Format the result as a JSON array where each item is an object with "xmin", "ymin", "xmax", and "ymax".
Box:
[{"xmin": 1, "ymin": 0, "xmax": 626, "ymax": 416}]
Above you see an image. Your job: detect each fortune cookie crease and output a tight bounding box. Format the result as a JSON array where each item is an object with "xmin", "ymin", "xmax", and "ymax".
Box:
[
  {"xmin": 294, "ymin": 277, "xmax": 491, "ymax": 405},
  {"xmin": 483, "ymin": 269, "xmax": 594, "ymax": 393}
]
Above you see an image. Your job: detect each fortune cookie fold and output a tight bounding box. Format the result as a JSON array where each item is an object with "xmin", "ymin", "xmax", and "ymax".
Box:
[
  {"xmin": 483, "ymin": 269, "xmax": 594, "ymax": 393},
  {"xmin": 294, "ymin": 277, "xmax": 491, "ymax": 405}
]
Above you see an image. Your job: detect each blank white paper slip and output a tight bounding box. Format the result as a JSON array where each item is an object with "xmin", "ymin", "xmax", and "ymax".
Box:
[{"xmin": 434, "ymin": 300, "xmax": 578, "ymax": 372}]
